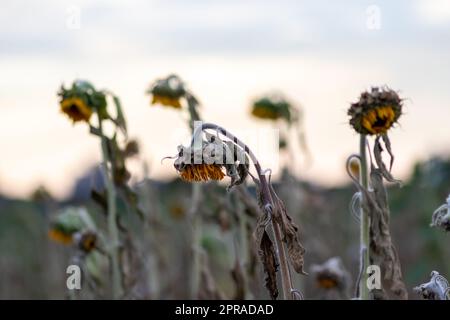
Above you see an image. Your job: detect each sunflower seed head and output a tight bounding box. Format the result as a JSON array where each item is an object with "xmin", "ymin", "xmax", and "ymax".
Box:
[{"xmin": 348, "ymin": 87, "xmax": 402, "ymax": 135}]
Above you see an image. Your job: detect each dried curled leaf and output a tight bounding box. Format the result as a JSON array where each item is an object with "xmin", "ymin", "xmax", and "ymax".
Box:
[
  {"xmin": 111, "ymin": 95, "xmax": 127, "ymax": 137},
  {"xmin": 270, "ymin": 184, "xmax": 306, "ymax": 275},
  {"xmin": 374, "ymin": 135, "xmax": 401, "ymax": 185},
  {"xmin": 430, "ymin": 195, "xmax": 450, "ymax": 232},
  {"xmin": 254, "ymin": 208, "xmax": 278, "ymax": 300},
  {"xmin": 368, "ymin": 168, "xmax": 408, "ymax": 300},
  {"xmin": 414, "ymin": 271, "xmax": 450, "ymax": 300},
  {"xmin": 259, "ymin": 231, "xmax": 279, "ymax": 300}
]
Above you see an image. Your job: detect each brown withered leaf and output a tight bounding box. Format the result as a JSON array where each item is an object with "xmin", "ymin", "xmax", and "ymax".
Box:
[
  {"xmin": 253, "ymin": 198, "xmax": 278, "ymax": 299},
  {"xmin": 258, "ymin": 231, "xmax": 279, "ymax": 300},
  {"xmin": 270, "ymin": 185, "xmax": 306, "ymax": 275},
  {"xmin": 414, "ymin": 271, "xmax": 450, "ymax": 300},
  {"xmin": 381, "ymin": 134, "xmax": 394, "ymax": 171},
  {"xmin": 374, "ymin": 135, "xmax": 401, "ymax": 185},
  {"xmin": 124, "ymin": 139, "xmax": 139, "ymax": 158},
  {"xmin": 369, "ymin": 168, "xmax": 408, "ymax": 300}
]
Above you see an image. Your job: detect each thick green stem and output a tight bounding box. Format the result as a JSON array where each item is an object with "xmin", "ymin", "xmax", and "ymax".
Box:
[
  {"xmin": 359, "ymin": 134, "xmax": 370, "ymax": 300},
  {"xmin": 97, "ymin": 115, "xmax": 122, "ymax": 299}
]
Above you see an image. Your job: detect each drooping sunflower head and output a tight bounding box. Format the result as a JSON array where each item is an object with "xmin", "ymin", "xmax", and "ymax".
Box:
[
  {"xmin": 48, "ymin": 207, "xmax": 94, "ymax": 246},
  {"xmin": 148, "ymin": 74, "xmax": 186, "ymax": 109},
  {"xmin": 60, "ymin": 97, "xmax": 92, "ymax": 123},
  {"xmin": 251, "ymin": 94, "xmax": 293, "ymax": 122},
  {"xmin": 58, "ymin": 80, "xmax": 107, "ymax": 124},
  {"xmin": 73, "ymin": 230, "xmax": 97, "ymax": 253},
  {"xmin": 48, "ymin": 228, "xmax": 73, "ymax": 245},
  {"xmin": 173, "ymin": 144, "xmax": 225, "ymax": 182},
  {"xmin": 170, "ymin": 134, "xmax": 249, "ymax": 189},
  {"xmin": 348, "ymin": 87, "xmax": 402, "ymax": 135},
  {"xmin": 311, "ymin": 257, "xmax": 350, "ymax": 291},
  {"xmin": 317, "ymin": 275, "xmax": 339, "ymax": 289},
  {"xmin": 179, "ymin": 163, "xmax": 226, "ymax": 182}
]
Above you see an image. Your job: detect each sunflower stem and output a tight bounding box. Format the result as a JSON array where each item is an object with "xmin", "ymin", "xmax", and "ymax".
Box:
[
  {"xmin": 359, "ymin": 134, "xmax": 370, "ymax": 300},
  {"xmin": 188, "ymin": 183, "xmax": 202, "ymax": 299},
  {"xmin": 186, "ymin": 100, "xmax": 203, "ymax": 299},
  {"xmin": 192, "ymin": 122, "xmax": 295, "ymax": 300},
  {"xmin": 97, "ymin": 114, "xmax": 122, "ymax": 299}
]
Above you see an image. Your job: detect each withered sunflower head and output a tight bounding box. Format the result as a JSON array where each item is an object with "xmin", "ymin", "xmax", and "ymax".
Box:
[
  {"xmin": 60, "ymin": 97, "xmax": 93, "ymax": 123},
  {"xmin": 317, "ymin": 275, "xmax": 339, "ymax": 289},
  {"xmin": 74, "ymin": 230, "xmax": 97, "ymax": 253},
  {"xmin": 48, "ymin": 207, "xmax": 94, "ymax": 246},
  {"xmin": 148, "ymin": 74, "xmax": 186, "ymax": 109},
  {"xmin": 311, "ymin": 257, "xmax": 350, "ymax": 291},
  {"xmin": 173, "ymin": 144, "xmax": 225, "ymax": 182},
  {"xmin": 251, "ymin": 94, "xmax": 293, "ymax": 122},
  {"xmin": 48, "ymin": 228, "xmax": 73, "ymax": 245},
  {"xmin": 348, "ymin": 87, "xmax": 402, "ymax": 135},
  {"xmin": 58, "ymin": 80, "xmax": 107, "ymax": 124},
  {"xmin": 171, "ymin": 134, "xmax": 249, "ymax": 189}
]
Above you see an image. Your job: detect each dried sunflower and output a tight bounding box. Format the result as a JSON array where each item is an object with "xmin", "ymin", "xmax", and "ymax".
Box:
[
  {"xmin": 250, "ymin": 93, "xmax": 309, "ymax": 159},
  {"xmin": 48, "ymin": 207, "xmax": 85, "ymax": 245},
  {"xmin": 60, "ymin": 97, "xmax": 93, "ymax": 123},
  {"xmin": 167, "ymin": 122, "xmax": 306, "ymax": 300},
  {"xmin": 348, "ymin": 87, "xmax": 402, "ymax": 135},
  {"xmin": 48, "ymin": 228, "xmax": 73, "ymax": 245},
  {"xmin": 48, "ymin": 207, "xmax": 97, "ymax": 248},
  {"xmin": 73, "ymin": 230, "xmax": 97, "ymax": 253},
  {"xmin": 172, "ymin": 133, "xmax": 249, "ymax": 189},
  {"xmin": 311, "ymin": 257, "xmax": 351, "ymax": 296},
  {"xmin": 58, "ymin": 80, "xmax": 108, "ymax": 124},
  {"xmin": 148, "ymin": 74, "xmax": 185, "ymax": 109},
  {"xmin": 251, "ymin": 95, "xmax": 292, "ymax": 121}
]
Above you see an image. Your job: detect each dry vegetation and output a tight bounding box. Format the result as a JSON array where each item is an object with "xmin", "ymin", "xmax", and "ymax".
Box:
[{"xmin": 0, "ymin": 76, "xmax": 448, "ymax": 300}]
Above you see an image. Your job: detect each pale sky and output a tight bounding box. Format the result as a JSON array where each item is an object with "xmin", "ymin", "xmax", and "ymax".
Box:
[{"xmin": 1, "ymin": 0, "xmax": 450, "ymax": 199}]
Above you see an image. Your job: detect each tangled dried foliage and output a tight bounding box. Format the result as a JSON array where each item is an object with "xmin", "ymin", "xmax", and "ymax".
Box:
[
  {"xmin": 368, "ymin": 168, "xmax": 407, "ymax": 299},
  {"xmin": 414, "ymin": 271, "xmax": 450, "ymax": 300},
  {"xmin": 256, "ymin": 228, "xmax": 279, "ymax": 300},
  {"xmin": 311, "ymin": 257, "xmax": 351, "ymax": 299},
  {"xmin": 171, "ymin": 123, "xmax": 306, "ymax": 299},
  {"xmin": 347, "ymin": 145, "xmax": 407, "ymax": 299},
  {"xmin": 269, "ymin": 184, "xmax": 306, "ymax": 275},
  {"xmin": 431, "ymin": 194, "xmax": 450, "ymax": 232}
]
